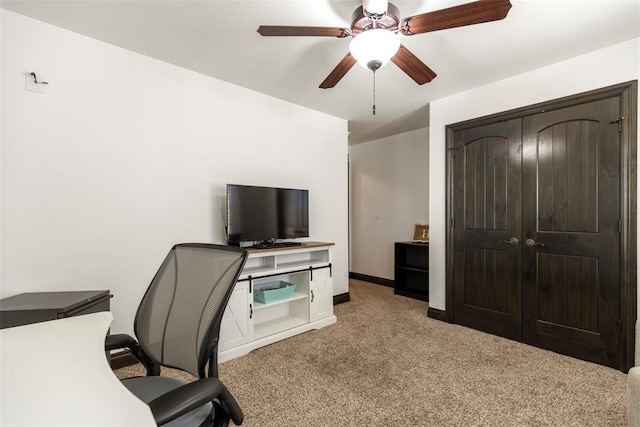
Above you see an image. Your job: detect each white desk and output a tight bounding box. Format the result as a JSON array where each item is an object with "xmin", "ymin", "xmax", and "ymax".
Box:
[{"xmin": 0, "ymin": 312, "xmax": 155, "ymax": 426}]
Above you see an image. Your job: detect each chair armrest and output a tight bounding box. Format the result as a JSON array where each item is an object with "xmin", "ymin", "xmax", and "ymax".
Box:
[
  {"xmin": 148, "ymin": 378, "xmax": 225, "ymax": 426},
  {"xmin": 215, "ymin": 383, "xmax": 244, "ymax": 425},
  {"xmin": 105, "ymin": 333, "xmax": 160, "ymax": 376}
]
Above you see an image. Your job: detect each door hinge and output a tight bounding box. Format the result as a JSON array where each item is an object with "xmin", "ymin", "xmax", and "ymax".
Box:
[
  {"xmin": 618, "ymin": 319, "xmax": 622, "ymax": 333},
  {"xmin": 610, "ymin": 117, "xmax": 624, "ymax": 133},
  {"xmin": 618, "ymin": 218, "xmax": 623, "ymax": 233},
  {"xmin": 450, "ymin": 217, "xmax": 455, "ymax": 228}
]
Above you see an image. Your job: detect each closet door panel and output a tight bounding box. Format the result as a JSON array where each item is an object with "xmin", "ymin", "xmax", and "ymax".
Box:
[
  {"xmin": 452, "ymin": 118, "xmax": 522, "ymax": 340},
  {"xmin": 522, "ymin": 96, "xmax": 621, "ymax": 369}
]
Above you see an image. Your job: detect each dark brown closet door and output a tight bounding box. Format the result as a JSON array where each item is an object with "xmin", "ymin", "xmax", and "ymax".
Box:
[
  {"xmin": 521, "ymin": 96, "xmax": 621, "ymax": 368},
  {"xmin": 451, "ymin": 119, "xmax": 523, "ymax": 340}
]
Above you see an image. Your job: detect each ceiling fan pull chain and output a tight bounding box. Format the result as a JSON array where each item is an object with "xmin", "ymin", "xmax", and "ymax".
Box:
[{"xmin": 372, "ymin": 70, "xmax": 376, "ymax": 116}]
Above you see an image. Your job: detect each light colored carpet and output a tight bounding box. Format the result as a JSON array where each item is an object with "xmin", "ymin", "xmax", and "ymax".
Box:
[{"xmin": 116, "ymin": 280, "xmax": 627, "ymax": 426}]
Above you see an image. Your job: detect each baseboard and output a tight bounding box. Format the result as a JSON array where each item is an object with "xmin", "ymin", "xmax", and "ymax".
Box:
[
  {"xmin": 110, "ymin": 350, "xmax": 138, "ymax": 370},
  {"xmin": 333, "ymin": 292, "xmax": 350, "ymax": 305},
  {"xmin": 427, "ymin": 307, "xmax": 449, "ymax": 322},
  {"xmin": 349, "ymin": 272, "xmax": 394, "ymax": 288}
]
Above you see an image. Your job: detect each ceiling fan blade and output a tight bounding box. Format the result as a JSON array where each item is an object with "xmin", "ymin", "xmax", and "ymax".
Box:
[
  {"xmin": 400, "ymin": 0, "xmax": 512, "ymax": 35},
  {"xmin": 319, "ymin": 53, "xmax": 358, "ymax": 89},
  {"xmin": 390, "ymin": 45, "xmax": 437, "ymax": 85},
  {"xmin": 257, "ymin": 26, "xmax": 349, "ymax": 38}
]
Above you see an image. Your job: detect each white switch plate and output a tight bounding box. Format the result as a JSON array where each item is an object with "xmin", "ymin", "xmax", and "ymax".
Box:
[{"xmin": 25, "ymin": 74, "xmax": 45, "ymax": 93}]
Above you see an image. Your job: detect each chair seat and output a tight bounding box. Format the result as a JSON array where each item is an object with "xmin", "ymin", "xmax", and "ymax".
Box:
[{"xmin": 123, "ymin": 376, "xmax": 213, "ymax": 427}]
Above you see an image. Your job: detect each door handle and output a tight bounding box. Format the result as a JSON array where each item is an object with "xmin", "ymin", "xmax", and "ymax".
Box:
[
  {"xmin": 524, "ymin": 238, "xmax": 545, "ymax": 247},
  {"xmin": 498, "ymin": 237, "xmax": 519, "ymax": 246}
]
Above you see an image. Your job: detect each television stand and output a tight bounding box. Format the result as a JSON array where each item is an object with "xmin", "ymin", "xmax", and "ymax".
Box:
[{"xmin": 218, "ymin": 242, "xmax": 336, "ymax": 362}]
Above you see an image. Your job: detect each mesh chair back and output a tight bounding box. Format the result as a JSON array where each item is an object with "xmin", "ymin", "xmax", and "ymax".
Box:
[{"xmin": 134, "ymin": 244, "xmax": 247, "ymax": 378}]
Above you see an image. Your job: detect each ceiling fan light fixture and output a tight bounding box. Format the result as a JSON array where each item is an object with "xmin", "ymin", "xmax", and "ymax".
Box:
[{"xmin": 349, "ymin": 29, "xmax": 400, "ymax": 70}]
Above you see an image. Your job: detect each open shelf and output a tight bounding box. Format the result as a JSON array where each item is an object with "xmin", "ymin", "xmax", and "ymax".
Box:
[
  {"xmin": 396, "ymin": 265, "xmax": 429, "ymax": 274},
  {"xmin": 276, "ymin": 260, "xmax": 316, "ymax": 271},
  {"xmin": 254, "ymin": 315, "xmax": 308, "ymax": 340},
  {"xmin": 241, "ymin": 242, "xmax": 333, "ymax": 278},
  {"xmin": 253, "ymin": 292, "xmax": 307, "ymax": 310}
]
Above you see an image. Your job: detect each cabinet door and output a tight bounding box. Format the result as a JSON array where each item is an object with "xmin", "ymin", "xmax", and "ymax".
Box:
[
  {"xmin": 219, "ymin": 281, "xmax": 253, "ymax": 351},
  {"xmin": 310, "ymin": 267, "xmax": 333, "ymax": 322}
]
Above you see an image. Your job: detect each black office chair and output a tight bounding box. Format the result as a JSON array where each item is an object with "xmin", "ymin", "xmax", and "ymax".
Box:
[{"xmin": 106, "ymin": 243, "xmax": 248, "ymax": 426}]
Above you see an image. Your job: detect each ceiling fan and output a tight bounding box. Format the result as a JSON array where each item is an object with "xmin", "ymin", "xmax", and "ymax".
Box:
[{"xmin": 257, "ymin": 0, "xmax": 512, "ymax": 89}]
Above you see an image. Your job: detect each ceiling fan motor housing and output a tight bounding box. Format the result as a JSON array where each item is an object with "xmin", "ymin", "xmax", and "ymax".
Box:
[{"xmin": 350, "ymin": 3, "xmax": 401, "ymax": 35}]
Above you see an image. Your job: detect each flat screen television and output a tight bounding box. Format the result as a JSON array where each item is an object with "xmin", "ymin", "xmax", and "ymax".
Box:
[{"xmin": 226, "ymin": 184, "xmax": 309, "ymax": 247}]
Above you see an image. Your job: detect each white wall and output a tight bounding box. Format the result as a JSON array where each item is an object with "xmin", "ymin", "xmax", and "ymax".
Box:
[
  {"xmin": 0, "ymin": 10, "xmax": 349, "ymax": 336},
  {"xmin": 349, "ymin": 127, "xmax": 429, "ymax": 280},
  {"xmin": 429, "ymin": 37, "xmax": 640, "ymax": 311}
]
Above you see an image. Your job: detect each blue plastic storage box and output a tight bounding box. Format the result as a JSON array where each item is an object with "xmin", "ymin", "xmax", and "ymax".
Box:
[{"xmin": 253, "ymin": 281, "xmax": 296, "ymax": 304}]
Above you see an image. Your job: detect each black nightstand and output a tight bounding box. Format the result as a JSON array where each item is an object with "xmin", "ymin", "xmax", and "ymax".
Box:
[{"xmin": 0, "ymin": 290, "xmax": 112, "ymax": 329}]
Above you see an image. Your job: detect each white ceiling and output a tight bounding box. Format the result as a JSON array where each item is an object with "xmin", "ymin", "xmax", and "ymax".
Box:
[{"xmin": 2, "ymin": 0, "xmax": 639, "ymax": 143}]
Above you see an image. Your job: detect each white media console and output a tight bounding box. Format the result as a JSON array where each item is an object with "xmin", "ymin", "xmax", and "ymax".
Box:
[{"xmin": 218, "ymin": 242, "xmax": 336, "ymax": 362}]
